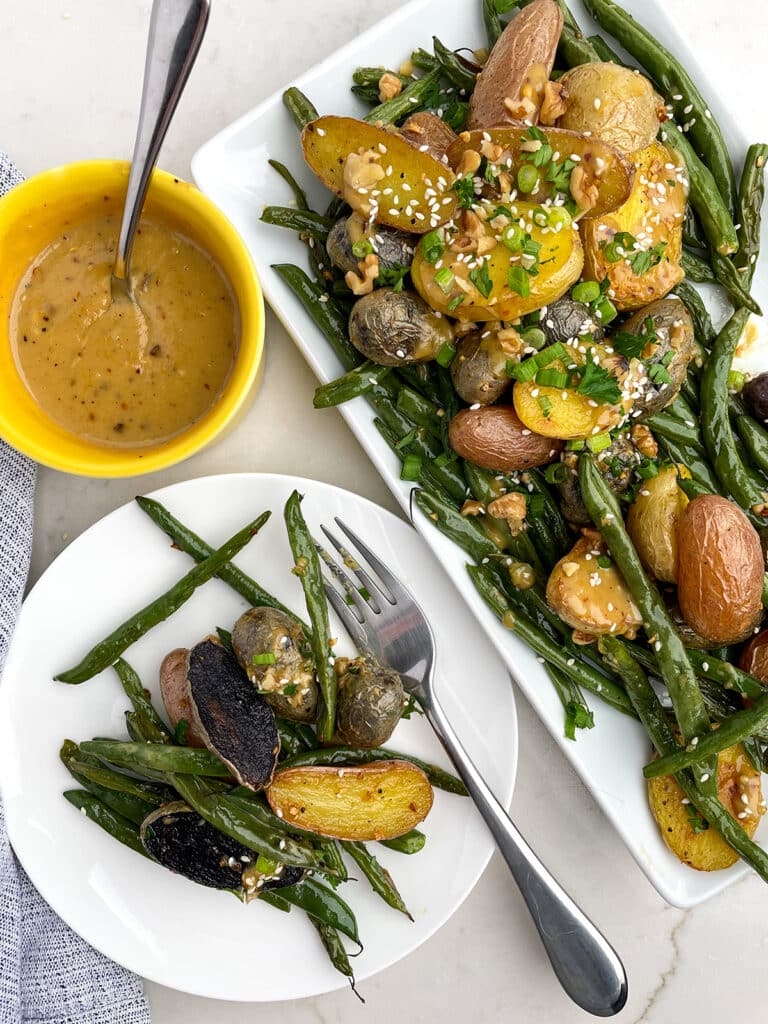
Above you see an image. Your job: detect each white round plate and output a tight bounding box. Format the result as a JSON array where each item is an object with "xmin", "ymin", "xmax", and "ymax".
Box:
[{"xmin": 0, "ymin": 473, "xmax": 517, "ymax": 1002}]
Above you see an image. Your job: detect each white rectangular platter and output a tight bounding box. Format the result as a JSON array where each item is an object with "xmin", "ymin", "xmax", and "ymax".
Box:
[{"xmin": 192, "ymin": 0, "xmax": 768, "ymax": 908}]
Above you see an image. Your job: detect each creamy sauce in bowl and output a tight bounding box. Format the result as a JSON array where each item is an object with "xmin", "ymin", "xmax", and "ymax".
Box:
[{"xmin": 10, "ymin": 214, "xmax": 238, "ymax": 446}]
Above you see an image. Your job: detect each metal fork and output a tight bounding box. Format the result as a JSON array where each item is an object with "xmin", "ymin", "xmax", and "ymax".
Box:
[{"xmin": 317, "ymin": 517, "xmax": 628, "ymax": 1018}]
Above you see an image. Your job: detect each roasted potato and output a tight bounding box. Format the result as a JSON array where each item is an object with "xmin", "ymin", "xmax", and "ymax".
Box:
[
  {"xmin": 449, "ymin": 405, "xmax": 563, "ymax": 472},
  {"xmin": 677, "ymin": 495, "xmax": 764, "ymax": 645},
  {"xmin": 743, "ymin": 372, "xmax": 768, "ymax": 422},
  {"xmin": 326, "ymin": 215, "xmax": 416, "ymax": 276},
  {"xmin": 558, "ymin": 433, "xmax": 640, "ymax": 525},
  {"xmin": 447, "ymin": 127, "xmax": 633, "ymax": 219},
  {"xmin": 301, "ymin": 116, "xmax": 457, "ymax": 232},
  {"xmin": 411, "ymin": 200, "xmax": 583, "ymax": 322},
  {"xmin": 159, "ymin": 648, "xmax": 207, "ymax": 748},
  {"xmin": 231, "ymin": 607, "xmax": 318, "ymax": 723},
  {"xmin": 335, "ymin": 655, "xmax": 405, "ymax": 749},
  {"xmin": 348, "ymin": 288, "xmax": 454, "ymax": 365},
  {"xmin": 620, "ymin": 299, "xmax": 696, "ymax": 418},
  {"xmin": 401, "ymin": 111, "xmax": 458, "ymax": 161},
  {"xmin": 468, "ymin": 0, "xmax": 562, "ymax": 128},
  {"xmin": 739, "ymin": 629, "xmax": 768, "ymax": 683},
  {"xmin": 581, "ymin": 142, "xmax": 686, "ymax": 310},
  {"xmin": 450, "ymin": 326, "xmax": 522, "ymax": 405},
  {"xmin": 546, "ymin": 530, "xmax": 642, "ymax": 638},
  {"xmin": 557, "ymin": 63, "xmax": 665, "ymax": 154},
  {"xmin": 266, "ymin": 761, "xmax": 434, "ymax": 841},
  {"xmin": 539, "ymin": 295, "xmax": 604, "ymax": 346},
  {"xmin": 626, "ymin": 465, "xmax": 689, "ymax": 583},
  {"xmin": 648, "ymin": 743, "xmax": 763, "ymax": 871}
]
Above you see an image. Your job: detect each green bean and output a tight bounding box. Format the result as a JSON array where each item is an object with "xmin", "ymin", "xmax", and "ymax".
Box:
[
  {"xmin": 257, "ymin": 890, "xmax": 292, "ymax": 912},
  {"xmin": 380, "ymin": 829, "xmax": 426, "ymax": 854},
  {"xmin": 546, "ymin": 664, "xmax": 594, "ymax": 740},
  {"xmin": 700, "ymin": 308, "xmax": 759, "ymax": 511},
  {"xmin": 524, "ymin": 470, "xmax": 572, "ymax": 555},
  {"xmin": 644, "ymin": 687, "xmax": 768, "ymax": 778},
  {"xmin": 711, "ymin": 253, "xmax": 762, "ymax": 316},
  {"xmin": 272, "ymin": 876, "xmax": 360, "ymax": 944},
  {"xmin": 61, "ymin": 741, "xmax": 170, "ymax": 807},
  {"xmin": 395, "ymin": 386, "xmax": 442, "ymax": 437},
  {"xmin": 55, "ymin": 513, "xmax": 270, "ymax": 684},
  {"xmin": 364, "ymin": 68, "xmax": 441, "ymax": 125},
  {"xmin": 80, "ymin": 740, "xmax": 231, "ymax": 777},
  {"xmin": 461, "ymin": 465, "xmax": 546, "ymax": 577},
  {"xmin": 342, "ymin": 841, "xmax": 412, "ymax": 918},
  {"xmin": 268, "ymin": 158, "xmax": 309, "ymax": 211},
  {"xmin": 661, "ymin": 121, "xmax": 738, "ymax": 257},
  {"xmin": 482, "ymin": 0, "xmax": 503, "ymax": 47},
  {"xmin": 584, "ymin": 0, "xmax": 736, "ymax": 212},
  {"xmin": 599, "ymin": 637, "xmax": 768, "ymax": 884},
  {"xmin": 260, "ymin": 206, "xmax": 332, "ymax": 240},
  {"xmin": 737, "ymin": 416, "xmax": 768, "ymax": 481},
  {"xmin": 735, "ymin": 143, "xmax": 768, "ymax": 287},
  {"xmin": 434, "ymin": 363, "xmax": 460, "ymax": 458},
  {"xmin": 285, "ymin": 490, "xmax": 336, "ymax": 742},
  {"xmin": 673, "ymin": 280, "xmax": 715, "ymax": 348},
  {"xmin": 578, "ymin": 454, "xmax": 716, "ymax": 792},
  {"xmin": 432, "ymin": 37, "xmax": 477, "ymax": 93},
  {"xmin": 60, "ymin": 741, "xmax": 162, "ymax": 826},
  {"xmin": 414, "ymin": 488, "xmax": 496, "ymax": 565},
  {"xmin": 134, "ymin": 497, "xmax": 307, "ymax": 631},
  {"xmin": 666, "ymin": 394, "xmax": 698, "ymax": 426},
  {"xmin": 680, "ymin": 249, "xmax": 715, "ymax": 284},
  {"xmin": 309, "ymin": 919, "xmax": 358, "ymax": 989},
  {"xmin": 375, "ymin": 418, "xmax": 466, "ymax": 503},
  {"xmin": 279, "ymin": 745, "xmax": 468, "ymax": 796},
  {"xmin": 276, "ymin": 718, "xmax": 315, "ymax": 759},
  {"xmin": 558, "ymin": 25, "xmax": 602, "ymax": 67},
  {"xmin": 272, "ymin": 264, "xmax": 360, "ymax": 372},
  {"xmin": 467, "ymin": 562, "xmax": 636, "ymax": 716},
  {"xmin": 676, "ymin": 476, "xmax": 711, "ymax": 503},
  {"xmin": 646, "ymin": 411, "xmax": 702, "ymax": 450},
  {"xmin": 685, "ymin": 649, "xmax": 764, "ymax": 702},
  {"xmin": 398, "ymin": 362, "xmax": 441, "ymax": 403},
  {"xmin": 587, "ymin": 34, "xmax": 624, "ymax": 64},
  {"xmin": 313, "ymin": 363, "xmax": 391, "ymax": 409},
  {"xmin": 657, "ymin": 437, "xmax": 720, "ymax": 494},
  {"xmin": 63, "ymin": 790, "xmax": 148, "ymax": 857},
  {"xmin": 520, "ymin": 502, "xmax": 559, "ymax": 573},
  {"xmin": 683, "ymin": 206, "xmax": 707, "ymax": 251},
  {"xmin": 283, "ymin": 87, "xmax": 319, "ymax": 130},
  {"xmin": 115, "ymin": 659, "xmax": 172, "ymax": 742}
]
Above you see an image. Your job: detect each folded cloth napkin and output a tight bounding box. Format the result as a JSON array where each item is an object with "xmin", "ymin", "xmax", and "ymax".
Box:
[{"xmin": 0, "ymin": 153, "xmax": 151, "ymax": 1024}]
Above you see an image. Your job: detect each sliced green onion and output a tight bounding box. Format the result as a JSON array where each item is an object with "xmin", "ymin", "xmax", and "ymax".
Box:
[
  {"xmin": 507, "ymin": 266, "xmax": 530, "ymax": 297},
  {"xmin": 520, "ymin": 326, "xmax": 546, "ymax": 350},
  {"xmin": 572, "ymin": 281, "xmax": 601, "ymax": 304},
  {"xmin": 401, "ymin": 454, "xmax": 422, "ymax": 481},
  {"xmin": 352, "ymin": 238, "xmax": 374, "ymax": 258},
  {"xmin": 447, "ymin": 294, "xmax": 465, "ymax": 312},
  {"xmin": 586, "ymin": 432, "xmax": 612, "ymax": 453},
  {"xmin": 566, "ymin": 439, "xmax": 586, "ymax": 451},
  {"xmin": 547, "ymin": 206, "xmax": 572, "ymax": 230},
  {"xmin": 255, "ymin": 853, "xmax": 279, "ymax": 874},
  {"xmin": 434, "ymin": 453, "xmax": 453, "ymax": 468},
  {"xmin": 436, "ymin": 342, "xmax": 456, "ymax": 367},
  {"xmin": 728, "ymin": 370, "xmax": 746, "ymax": 392},
  {"xmin": 421, "ymin": 230, "xmax": 444, "ymax": 264},
  {"xmin": 594, "ymin": 296, "xmax": 618, "ymax": 325},
  {"xmin": 517, "ymin": 164, "xmax": 538, "ymax": 193},
  {"xmin": 252, "ymin": 652, "xmax": 277, "ymax": 666},
  {"xmin": 500, "ymin": 223, "xmax": 525, "ymax": 252},
  {"xmin": 597, "ymin": 555, "xmax": 612, "ymax": 570},
  {"xmin": 510, "ymin": 358, "xmax": 538, "ymax": 383},
  {"xmin": 637, "ymin": 461, "xmax": 660, "ymax": 479},
  {"xmin": 544, "ymin": 462, "xmax": 569, "ymax": 484},
  {"xmin": 534, "ymin": 341, "xmax": 568, "ymax": 368},
  {"xmin": 434, "ymin": 267, "xmax": 455, "ymax": 293},
  {"xmin": 535, "ymin": 368, "xmax": 569, "ymax": 389}
]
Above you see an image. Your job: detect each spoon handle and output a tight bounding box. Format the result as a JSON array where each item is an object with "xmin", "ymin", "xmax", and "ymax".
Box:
[{"xmin": 115, "ymin": 0, "xmax": 210, "ymax": 280}]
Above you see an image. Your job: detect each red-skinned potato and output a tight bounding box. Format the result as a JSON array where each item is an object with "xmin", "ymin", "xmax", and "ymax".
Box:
[
  {"xmin": 159, "ymin": 648, "xmax": 206, "ymax": 748},
  {"xmin": 448, "ymin": 405, "xmax": 563, "ymax": 472},
  {"xmin": 739, "ymin": 630, "xmax": 768, "ymax": 684},
  {"xmin": 677, "ymin": 495, "xmax": 764, "ymax": 645},
  {"xmin": 468, "ymin": 0, "xmax": 563, "ymax": 129},
  {"xmin": 401, "ymin": 112, "xmax": 458, "ymax": 161}
]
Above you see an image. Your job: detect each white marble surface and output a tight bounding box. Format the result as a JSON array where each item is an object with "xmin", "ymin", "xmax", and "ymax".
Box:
[{"xmin": 3, "ymin": 1, "xmax": 768, "ymax": 1020}]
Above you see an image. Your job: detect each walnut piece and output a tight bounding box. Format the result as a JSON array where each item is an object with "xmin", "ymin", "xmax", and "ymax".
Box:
[
  {"xmin": 345, "ymin": 253, "xmax": 380, "ymax": 296},
  {"xmin": 631, "ymin": 423, "xmax": 659, "ymax": 459},
  {"xmin": 488, "ymin": 492, "xmax": 527, "ymax": 535},
  {"xmin": 570, "ymin": 164, "xmax": 599, "ymax": 212},
  {"xmin": 539, "ymin": 80, "xmax": 567, "ymax": 126},
  {"xmin": 342, "ymin": 149, "xmax": 386, "ymax": 214},
  {"xmin": 456, "ymin": 148, "xmax": 482, "ymax": 177},
  {"xmin": 378, "ymin": 72, "xmax": 402, "ymax": 103}
]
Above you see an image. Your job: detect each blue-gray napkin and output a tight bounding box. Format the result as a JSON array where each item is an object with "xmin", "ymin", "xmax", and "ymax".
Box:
[{"xmin": 0, "ymin": 153, "xmax": 151, "ymax": 1024}]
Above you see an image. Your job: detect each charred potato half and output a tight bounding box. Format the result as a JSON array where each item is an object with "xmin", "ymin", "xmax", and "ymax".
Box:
[
  {"xmin": 450, "ymin": 327, "xmax": 522, "ymax": 405},
  {"xmin": 649, "ymin": 743, "xmax": 763, "ymax": 871},
  {"xmin": 349, "ymin": 288, "xmax": 454, "ymax": 365},
  {"xmin": 159, "ymin": 648, "xmax": 207, "ymax": 748},
  {"xmin": 621, "ymin": 298, "xmax": 696, "ymax": 418},
  {"xmin": 558, "ymin": 433, "xmax": 640, "ymax": 525},
  {"xmin": 677, "ymin": 495, "xmax": 764, "ymax": 645},
  {"xmin": 326, "ymin": 215, "xmax": 417, "ymax": 276},
  {"xmin": 335, "ymin": 655, "xmax": 405, "ymax": 749}
]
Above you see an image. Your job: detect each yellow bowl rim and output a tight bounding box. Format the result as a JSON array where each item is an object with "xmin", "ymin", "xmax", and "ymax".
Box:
[{"xmin": 0, "ymin": 159, "xmax": 265, "ymax": 478}]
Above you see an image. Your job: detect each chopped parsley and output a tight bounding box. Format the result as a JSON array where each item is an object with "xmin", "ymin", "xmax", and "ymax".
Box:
[
  {"xmin": 447, "ymin": 293, "xmax": 466, "ymax": 311},
  {"xmin": 507, "ymin": 265, "xmax": 530, "ymax": 298},
  {"xmin": 401, "ymin": 694, "xmax": 425, "ymax": 719},
  {"xmin": 469, "ymin": 259, "xmax": 493, "ymax": 298},
  {"xmin": 537, "ymin": 395, "xmax": 553, "ymax": 418},
  {"xmin": 576, "ymin": 361, "xmax": 622, "ymax": 405},
  {"xmin": 565, "ymin": 701, "xmax": 595, "ymax": 740},
  {"xmin": 649, "ymin": 361, "xmax": 673, "ymax": 386},
  {"xmin": 452, "ymin": 174, "xmax": 476, "ymax": 209},
  {"xmin": 686, "ymin": 804, "xmax": 709, "ymax": 833},
  {"xmin": 282, "ymin": 683, "xmax": 298, "ymax": 696},
  {"xmin": 377, "ymin": 265, "xmax": 409, "ymax": 291},
  {"xmin": 601, "ymin": 232, "xmax": 668, "ymax": 275}
]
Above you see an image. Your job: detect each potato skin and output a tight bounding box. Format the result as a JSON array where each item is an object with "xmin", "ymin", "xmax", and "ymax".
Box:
[
  {"xmin": 558, "ymin": 63, "xmax": 664, "ymax": 153},
  {"xmin": 450, "ymin": 328, "xmax": 520, "ymax": 406},
  {"xmin": 648, "ymin": 743, "xmax": 763, "ymax": 871},
  {"xmin": 401, "ymin": 112, "xmax": 458, "ymax": 161},
  {"xmin": 739, "ymin": 629, "xmax": 768, "ymax": 683},
  {"xmin": 621, "ymin": 299, "xmax": 696, "ymax": 418},
  {"xmin": 449, "ymin": 405, "xmax": 563, "ymax": 472},
  {"xmin": 468, "ymin": 0, "xmax": 563, "ymax": 129},
  {"xmin": 335, "ymin": 655, "xmax": 405, "ymax": 749},
  {"xmin": 677, "ymin": 495, "xmax": 764, "ymax": 645},
  {"xmin": 626, "ymin": 465, "xmax": 688, "ymax": 583},
  {"xmin": 159, "ymin": 648, "xmax": 207, "ymax": 748},
  {"xmin": 349, "ymin": 288, "xmax": 454, "ymax": 366}
]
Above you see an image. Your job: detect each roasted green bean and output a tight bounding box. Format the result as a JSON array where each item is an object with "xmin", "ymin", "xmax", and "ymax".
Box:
[
  {"xmin": 380, "ymin": 829, "xmax": 426, "ymax": 855},
  {"xmin": 313, "ymin": 363, "xmax": 391, "ymax": 409},
  {"xmin": 341, "ymin": 841, "xmax": 412, "ymax": 918},
  {"xmin": 283, "ymin": 87, "xmax": 319, "ymax": 130},
  {"xmin": 272, "ymin": 264, "xmax": 360, "ymax": 371},
  {"xmin": 260, "ymin": 206, "xmax": 333, "ymax": 240}
]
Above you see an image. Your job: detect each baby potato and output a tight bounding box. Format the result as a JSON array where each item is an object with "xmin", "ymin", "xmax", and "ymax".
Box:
[
  {"xmin": 626, "ymin": 465, "xmax": 689, "ymax": 583},
  {"xmin": 677, "ymin": 495, "xmax": 764, "ymax": 645},
  {"xmin": 411, "ymin": 200, "xmax": 583, "ymax": 322},
  {"xmin": 546, "ymin": 530, "xmax": 642, "ymax": 639},
  {"xmin": 558, "ymin": 63, "xmax": 665, "ymax": 154},
  {"xmin": 648, "ymin": 743, "xmax": 764, "ymax": 871},
  {"xmin": 450, "ymin": 326, "xmax": 521, "ymax": 405},
  {"xmin": 449, "ymin": 405, "xmax": 563, "ymax": 471},
  {"xmin": 621, "ymin": 298, "xmax": 696, "ymax": 418},
  {"xmin": 739, "ymin": 629, "xmax": 768, "ymax": 683},
  {"xmin": 581, "ymin": 142, "xmax": 686, "ymax": 311}
]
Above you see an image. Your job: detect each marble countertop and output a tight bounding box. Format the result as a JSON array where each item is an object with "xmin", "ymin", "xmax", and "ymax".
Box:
[{"xmin": 4, "ymin": 1, "xmax": 768, "ymax": 1020}]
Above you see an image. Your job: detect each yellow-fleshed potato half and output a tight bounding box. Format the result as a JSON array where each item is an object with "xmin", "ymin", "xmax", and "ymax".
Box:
[
  {"xmin": 301, "ymin": 116, "xmax": 457, "ymax": 233},
  {"xmin": 447, "ymin": 127, "xmax": 633, "ymax": 219},
  {"xmin": 411, "ymin": 199, "xmax": 583, "ymax": 322},
  {"xmin": 468, "ymin": 0, "xmax": 563, "ymax": 129},
  {"xmin": 557, "ymin": 63, "xmax": 666, "ymax": 154},
  {"xmin": 626, "ymin": 465, "xmax": 689, "ymax": 583},
  {"xmin": 648, "ymin": 743, "xmax": 764, "ymax": 871},
  {"xmin": 581, "ymin": 141, "xmax": 686, "ymax": 310},
  {"xmin": 266, "ymin": 761, "xmax": 433, "ymax": 841},
  {"xmin": 546, "ymin": 530, "xmax": 643, "ymax": 639},
  {"xmin": 676, "ymin": 494, "xmax": 764, "ymax": 645}
]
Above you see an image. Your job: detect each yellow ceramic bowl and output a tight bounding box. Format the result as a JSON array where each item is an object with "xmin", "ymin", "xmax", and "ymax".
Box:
[{"xmin": 0, "ymin": 160, "xmax": 264, "ymax": 477}]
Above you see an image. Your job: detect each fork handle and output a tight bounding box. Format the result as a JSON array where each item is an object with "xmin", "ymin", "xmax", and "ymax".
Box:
[{"xmin": 424, "ymin": 697, "xmax": 627, "ymax": 1017}]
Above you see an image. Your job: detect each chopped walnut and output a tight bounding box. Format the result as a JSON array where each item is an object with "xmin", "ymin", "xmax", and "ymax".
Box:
[
  {"xmin": 503, "ymin": 62, "xmax": 548, "ymax": 122},
  {"xmin": 488, "ymin": 492, "xmax": 527, "ymax": 535},
  {"xmin": 479, "ymin": 139, "xmax": 504, "ymax": 163},
  {"xmin": 570, "ymin": 164, "xmax": 599, "ymax": 212},
  {"xmin": 631, "ymin": 423, "xmax": 658, "ymax": 459},
  {"xmin": 561, "ymin": 561, "xmax": 580, "ymax": 578},
  {"xmin": 378, "ymin": 72, "xmax": 402, "ymax": 103},
  {"xmin": 572, "ymin": 630, "xmax": 598, "ymax": 646},
  {"xmin": 461, "ymin": 499, "xmax": 486, "ymax": 517},
  {"xmin": 504, "ymin": 94, "xmax": 539, "ymax": 122},
  {"xmin": 539, "ymin": 80, "xmax": 567, "ymax": 125},
  {"xmin": 345, "ymin": 253, "xmax": 380, "ymax": 296},
  {"xmin": 342, "ymin": 149, "xmax": 386, "ymax": 214},
  {"xmin": 456, "ymin": 148, "xmax": 482, "ymax": 177},
  {"xmin": 497, "ymin": 170, "xmax": 512, "ymax": 195}
]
